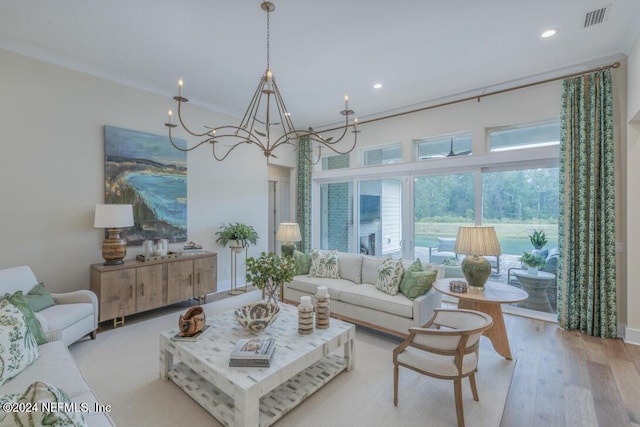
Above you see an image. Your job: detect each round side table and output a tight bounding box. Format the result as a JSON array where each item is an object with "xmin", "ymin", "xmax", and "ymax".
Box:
[
  {"xmin": 433, "ymin": 278, "xmax": 528, "ymax": 360},
  {"xmin": 510, "ymin": 270, "xmax": 555, "ymax": 312}
]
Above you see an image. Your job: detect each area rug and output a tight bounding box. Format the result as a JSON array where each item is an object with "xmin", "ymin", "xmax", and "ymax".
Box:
[{"xmin": 70, "ymin": 292, "xmax": 516, "ymax": 426}]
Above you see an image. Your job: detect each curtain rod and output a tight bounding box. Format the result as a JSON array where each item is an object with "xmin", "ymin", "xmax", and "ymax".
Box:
[{"xmin": 319, "ymin": 61, "xmax": 620, "ymax": 132}]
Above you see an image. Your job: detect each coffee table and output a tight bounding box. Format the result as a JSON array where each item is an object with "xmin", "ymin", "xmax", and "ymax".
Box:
[
  {"xmin": 159, "ymin": 303, "xmax": 356, "ymax": 427},
  {"xmin": 433, "ymin": 278, "xmax": 528, "ymax": 360}
]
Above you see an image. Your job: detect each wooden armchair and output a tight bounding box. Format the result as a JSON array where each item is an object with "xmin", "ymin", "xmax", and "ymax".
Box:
[{"xmin": 393, "ymin": 308, "xmax": 493, "ymax": 427}]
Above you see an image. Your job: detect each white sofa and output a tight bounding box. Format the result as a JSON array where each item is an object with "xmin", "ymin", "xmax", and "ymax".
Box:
[
  {"xmin": 284, "ymin": 252, "xmax": 443, "ymax": 337},
  {"xmin": 0, "ymin": 265, "xmax": 113, "ymax": 426},
  {"xmin": 0, "ymin": 265, "xmax": 98, "ymax": 347},
  {"xmin": 0, "ymin": 340, "xmax": 115, "ymax": 426}
]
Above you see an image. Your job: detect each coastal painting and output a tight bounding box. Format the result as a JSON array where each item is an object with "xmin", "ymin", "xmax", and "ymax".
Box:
[{"xmin": 104, "ymin": 125, "xmax": 187, "ymax": 245}]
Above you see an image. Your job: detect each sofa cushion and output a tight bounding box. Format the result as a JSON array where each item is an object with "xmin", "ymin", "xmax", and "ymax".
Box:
[
  {"xmin": 400, "ymin": 270, "xmax": 437, "ymax": 300},
  {"xmin": 293, "ymin": 250, "xmax": 312, "ymax": 275},
  {"xmin": 4, "ymin": 291, "xmax": 47, "ymax": 345},
  {"xmin": 361, "ymin": 256, "xmax": 386, "ymax": 285},
  {"xmin": 0, "ymin": 380, "xmax": 87, "ymax": 426},
  {"xmin": 309, "ymin": 249, "xmax": 340, "ymax": 279},
  {"xmin": 339, "ymin": 283, "xmax": 414, "ymax": 318},
  {"xmin": 337, "ymin": 252, "xmax": 363, "ymax": 284},
  {"xmin": 25, "ymin": 283, "xmax": 55, "ymax": 312},
  {"xmin": 0, "ymin": 299, "xmax": 39, "ymax": 386},
  {"xmin": 37, "ymin": 303, "xmax": 94, "ymax": 334},
  {"xmin": 288, "ymin": 275, "xmax": 353, "ymax": 300},
  {"xmin": 375, "ymin": 258, "xmax": 404, "ymax": 296}
]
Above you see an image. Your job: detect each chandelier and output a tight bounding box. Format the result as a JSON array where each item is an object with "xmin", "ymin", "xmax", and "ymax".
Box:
[{"xmin": 165, "ymin": 1, "xmax": 359, "ymax": 162}]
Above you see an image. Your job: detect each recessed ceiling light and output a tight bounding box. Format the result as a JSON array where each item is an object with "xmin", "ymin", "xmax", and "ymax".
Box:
[
  {"xmin": 541, "ymin": 28, "xmax": 558, "ymax": 38},
  {"xmin": 373, "ymin": 83, "xmax": 383, "ymax": 89}
]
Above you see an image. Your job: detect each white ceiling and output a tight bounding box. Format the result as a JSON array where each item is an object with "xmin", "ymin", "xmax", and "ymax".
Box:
[{"xmin": 1, "ymin": 0, "xmax": 639, "ymax": 128}]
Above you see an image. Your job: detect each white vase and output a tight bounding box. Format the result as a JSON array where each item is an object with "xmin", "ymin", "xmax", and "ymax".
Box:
[
  {"xmin": 229, "ymin": 240, "xmax": 245, "ymax": 253},
  {"xmin": 527, "ymin": 266, "xmax": 539, "ymax": 275}
]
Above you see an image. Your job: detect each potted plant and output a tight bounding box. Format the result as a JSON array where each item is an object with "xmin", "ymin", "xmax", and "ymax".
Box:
[
  {"xmin": 215, "ymin": 222, "xmax": 259, "ymax": 253},
  {"xmin": 529, "ymin": 229, "xmax": 548, "ymax": 250},
  {"xmin": 246, "ymin": 251, "xmax": 296, "ymax": 305},
  {"xmin": 520, "ymin": 251, "xmax": 546, "ymax": 275}
]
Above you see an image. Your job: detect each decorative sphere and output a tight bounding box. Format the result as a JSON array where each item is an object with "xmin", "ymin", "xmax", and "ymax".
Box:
[{"xmin": 234, "ymin": 302, "xmax": 280, "ymax": 332}]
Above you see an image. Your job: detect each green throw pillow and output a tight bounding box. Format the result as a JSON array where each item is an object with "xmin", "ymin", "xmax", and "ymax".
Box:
[
  {"xmin": 293, "ymin": 250, "xmax": 312, "ymax": 275},
  {"xmin": 0, "ymin": 299, "xmax": 39, "ymax": 386},
  {"xmin": 4, "ymin": 291, "xmax": 47, "ymax": 345},
  {"xmin": 0, "ymin": 381, "xmax": 87, "ymax": 426},
  {"xmin": 400, "ymin": 270, "xmax": 437, "ymax": 300},
  {"xmin": 25, "ymin": 283, "xmax": 55, "ymax": 312},
  {"xmin": 405, "ymin": 258, "xmax": 423, "ymax": 273}
]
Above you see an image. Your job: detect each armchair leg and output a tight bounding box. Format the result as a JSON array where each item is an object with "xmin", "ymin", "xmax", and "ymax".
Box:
[
  {"xmin": 469, "ymin": 372, "xmax": 479, "ymax": 401},
  {"xmin": 393, "ymin": 364, "xmax": 399, "ymax": 406},
  {"xmin": 454, "ymin": 378, "xmax": 465, "ymax": 427}
]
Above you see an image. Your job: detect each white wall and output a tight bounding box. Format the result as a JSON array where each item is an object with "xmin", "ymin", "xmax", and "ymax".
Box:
[
  {"xmin": 0, "ymin": 49, "xmax": 291, "ymax": 293},
  {"xmin": 626, "ymin": 34, "xmax": 640, "ymax": 343}
]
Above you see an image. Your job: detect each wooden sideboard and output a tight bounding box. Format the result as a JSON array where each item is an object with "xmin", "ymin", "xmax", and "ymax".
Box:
[{"xmin": 90, "ymin": 252, "xmax": 217, "ymax": 326}]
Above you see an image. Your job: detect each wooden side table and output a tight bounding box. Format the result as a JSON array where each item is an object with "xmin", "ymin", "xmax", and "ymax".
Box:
[{"xmin": 433, "ymin": 278, "xmax": 528, "ymax": 360}]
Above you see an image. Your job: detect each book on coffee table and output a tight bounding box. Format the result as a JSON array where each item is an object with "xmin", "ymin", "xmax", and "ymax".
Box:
[
  {"xmin": 170, "ymin": 324, "xmax": 210, "ymax": 342},
  {"xmin": 229, "ymin": 338, "xmax": 276, "ymax": 367}
]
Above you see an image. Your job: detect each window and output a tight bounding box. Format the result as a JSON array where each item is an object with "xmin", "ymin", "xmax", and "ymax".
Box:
[
  {"xmin": 321, "ymin": 154, "xmax": 350, "ymax": 171},
  {"xmin": 361, "ymin": 144, "xmax": 402, "ymax": 166},
  {"xmin": 320, "ymin": 182, "xmax": 353, "ymax": 252},
  {"xmin": 488, "ymin": 120, "xmax": 560, "ymax": 152},
  {"xmin": 415, "ymin": 133, "xmax": 472, "ymax": 160}
]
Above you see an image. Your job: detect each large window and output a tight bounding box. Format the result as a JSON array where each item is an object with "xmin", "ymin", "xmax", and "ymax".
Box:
[
  {"xmin": 359, "ymin": 179, "xmax": 402, "ymax": 256},
  {"xmin": 361, "ymin": 144, "xmax": 402, "ymax": 166},
  {"xmin": 488, "ymin": 121, "xmax": 560, "ymax": 152},
  {"xmin": 415, "ymin": 133, "xmax": 472, "ymax": 160}
]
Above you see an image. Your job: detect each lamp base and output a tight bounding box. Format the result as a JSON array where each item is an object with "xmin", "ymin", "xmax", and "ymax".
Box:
[
  {"xmin": 102, "ymin": 228, "xmax": 127, "ymax": 266},
  {"xmin": 281, "ymin": 242, "xmax": 296, "ymax": 257},
  {"xmin": 461, "ymin": 255, "xmax": 491, "ymax": 290}
]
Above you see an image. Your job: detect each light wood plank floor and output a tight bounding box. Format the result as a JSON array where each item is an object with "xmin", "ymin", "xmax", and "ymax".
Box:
[{"xmin": 500, "ymin": 314, "xmax": 640, "ymax": 427}]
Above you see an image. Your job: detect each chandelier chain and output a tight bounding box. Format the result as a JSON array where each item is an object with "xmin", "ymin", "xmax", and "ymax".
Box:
[{"xmin": 266, "ymin": 6, "xmax": 270, "ymax": 71}]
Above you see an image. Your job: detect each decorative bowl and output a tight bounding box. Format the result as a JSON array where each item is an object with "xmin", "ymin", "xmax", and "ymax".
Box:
[{"xmin": 234, "ymin": 302, "xmax": 280, "ymax": 332}]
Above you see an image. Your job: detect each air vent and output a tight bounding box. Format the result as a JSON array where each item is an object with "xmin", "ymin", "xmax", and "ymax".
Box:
[{"xmin": 584, "ymin": 4, "xmax": 610, "ymax": 28}]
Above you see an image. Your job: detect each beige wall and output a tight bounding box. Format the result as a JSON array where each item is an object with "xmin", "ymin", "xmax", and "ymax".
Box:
[{"xmin": 0, "ymin": 49, "xmax": 293, "ymax": 293}]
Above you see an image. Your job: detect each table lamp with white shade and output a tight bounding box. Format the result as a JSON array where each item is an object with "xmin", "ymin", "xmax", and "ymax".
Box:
[
  {"xmin": 94, "ymin": 204, "xmax": 134, "ymax": 265},
  {"xmin": 276, "ymin": 222, "xmax": 301, "ymax": 257},
  {"xmin": 455, "ymin": 226, "xmax": 501, "ymax": 290}
]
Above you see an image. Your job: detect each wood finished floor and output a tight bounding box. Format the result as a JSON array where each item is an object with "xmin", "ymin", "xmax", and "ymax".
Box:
[{"xmin": 500, "ymin": 314, "xmax": 640, "ymax": 427}]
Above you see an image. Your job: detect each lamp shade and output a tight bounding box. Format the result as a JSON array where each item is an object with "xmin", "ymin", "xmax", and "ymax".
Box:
[
  {"xmin": 94, "ymin": 204, "xmax": 134, "ymax": 228},
  {"xmin": 276, "ymin": 223, "xmax": 301, "ymax": 243},
  {"xmin": 455, "ymin": 226, "xmax": 501, "ymax": 256}
]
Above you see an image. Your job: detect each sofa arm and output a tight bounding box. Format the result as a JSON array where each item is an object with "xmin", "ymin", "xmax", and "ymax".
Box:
[
  {"xmin": 51, "ymin": 290, "xmax": 99, "ymax": 330},
  {"xmin": 412, "ymin": 288, "xmax": 442, "ymax": 327}
]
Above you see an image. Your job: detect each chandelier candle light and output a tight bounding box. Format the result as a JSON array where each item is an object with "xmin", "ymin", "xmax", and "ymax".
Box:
[
  {"xmin": 455, "ymin": 226, "xmax": 501, "ymax": 290},
  {"xmin": 165, "ymin": 1, "xmax": 359, "ymax": 162}
]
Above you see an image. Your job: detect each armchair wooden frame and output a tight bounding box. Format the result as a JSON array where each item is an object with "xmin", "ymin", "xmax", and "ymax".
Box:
[{"xmin": 393, "ymin": 308, "xmax": 494, "ymax": 427}]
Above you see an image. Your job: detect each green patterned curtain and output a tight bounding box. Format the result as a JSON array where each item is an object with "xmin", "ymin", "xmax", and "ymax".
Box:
[
  {"xmin": 296, "ymin": 137, "xmax": 312, "ymax": 252},
  {"xmin": 558, "ymin": 69, "xmax": 616, "ymax": 338}
]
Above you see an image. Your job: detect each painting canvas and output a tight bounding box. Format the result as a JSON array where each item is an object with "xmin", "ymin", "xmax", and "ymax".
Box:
[{"xmin": 104, "ymin": 125, "xmax": 187, "ymax": 245}]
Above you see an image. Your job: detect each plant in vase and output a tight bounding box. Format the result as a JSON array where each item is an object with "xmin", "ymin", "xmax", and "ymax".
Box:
[
  {"xmin": 520, "ymin": 251, "xmax": 546, "ymax": 275},
  {"xmin": 246, "ymin": 251, "xmax": 296, "ymax": 305},
  {"xmin": 528, "ymin": 229, "xmax": 547, "ymax": 250},
  {"xmin": 215, "ymin": 222, "xmax": 259, "ymax": 253}
]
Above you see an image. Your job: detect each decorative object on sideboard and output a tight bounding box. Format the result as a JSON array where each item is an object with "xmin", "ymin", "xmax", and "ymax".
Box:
[
  {"xmin": 164, "ymin": 1, "xmax": 359, "ymax": 164},
  {"xmin": 234, "ymin": 302, "xmax": 280, "ymax": 332},
  {"xmin": 315, "ymin": 286, "xmax": 330, "ymax": 329},
  {"xmin": 94, "ymin": 204, "xmax": 134, "ymax": 265},
  {"xmin": 298, "ymin": 296, "xmax": 314, "ymax": 335},
  {"xmin": 455, "ymin": 226, "xmax": 501, "ymax": 290},
  {"xmin": 276, "ymin": 222, "xmax": 302, "ymax": 257},
  {"xmin": 178, "ymin": 306, "xmax": 206, "ymax": 337}
]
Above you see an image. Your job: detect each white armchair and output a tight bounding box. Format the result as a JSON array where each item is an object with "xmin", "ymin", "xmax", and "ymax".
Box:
[
  {"xmin": 393, "ymin": 308, "xmax": 493, "ymax": 427},
  {"xmin": 0, "ymin": 266, "xmax": 98, "ymax": 347}
]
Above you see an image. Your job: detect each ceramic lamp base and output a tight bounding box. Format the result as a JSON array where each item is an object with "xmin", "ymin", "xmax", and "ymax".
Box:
[
  {"xmin": 461, "ymin": 255, "xmax": 491, "ymax": 290},
  {"xmin": 281, "ymin": 242, "xmax": 296, "ymax": 257}
]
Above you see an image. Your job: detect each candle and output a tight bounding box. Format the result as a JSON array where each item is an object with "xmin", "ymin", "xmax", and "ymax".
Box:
[
  {"xmin": 178, "ymin": 78, "xmax": 183, "ymax": 97},
  {"xmin": 300, "ymin": 296, "xmax": 312, "ymax": 309},
  {"xmin": 344, "ymin": 94, "xmax": 349, "ymax": 111},
  {"xmin": 317, "ymin": 286, "xmax": 328, "ymax": 298},
  {"xmin": 168, "ymin": 109, "xmax": 173, "ymax": 124},
  {"xmin": 353, "ymin": 117, "xmax": 358, "ymax": 131}
]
